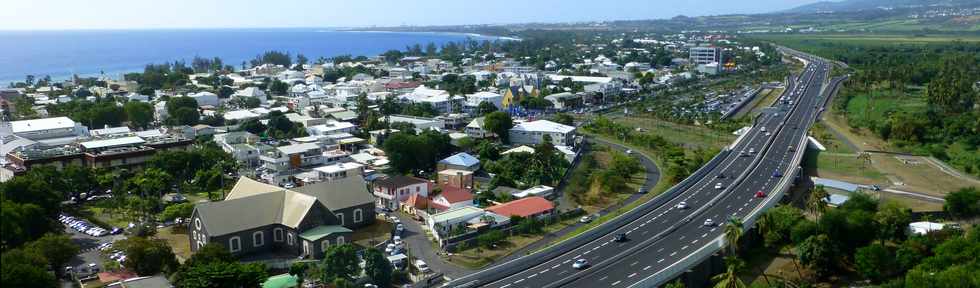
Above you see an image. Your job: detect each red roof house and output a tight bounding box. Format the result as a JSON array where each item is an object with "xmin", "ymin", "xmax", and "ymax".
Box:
[{"xmin": 486, "ymin": 196, "xmax": 555, "ymax": 219}]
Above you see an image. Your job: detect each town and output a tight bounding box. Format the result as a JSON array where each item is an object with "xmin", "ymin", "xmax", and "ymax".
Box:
[{"xmin": 2, "ymin": 1, "xmax": 979, "ymax": 287}]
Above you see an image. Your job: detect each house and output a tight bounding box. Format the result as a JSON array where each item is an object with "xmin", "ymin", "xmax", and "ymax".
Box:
[
  {"xmin": 214, "ymin": 132, "xmax": 262, "ymax": 165},
  {"xmin": 438, "ymin": 169, "xmax": 474, "ymax": 189},
  {"xmin": 373, "ymin": 175, "xmax": 429, "ymax": 211},
  {"xmin": 464, "ymin": 91, "xmax": 503, "ymax": 114},
  {"xmin": 464, "ymin": 117, "xmax": 493, "ymax": 139},
  {"xmin": 501, "ymin": 85, "xmax": 537, "ymax": 109},
  {"xmin": 313, "ymin": 162, "xmax": 364, "ymax": 182},
  {"xmin": 485, "ymin": 196, "xmax": 555, "ymax": 220},
  {"xmin": 425, "ymin": 206, "xmax": 485, "ymax": 235},
  {"xmin": 437, "ymin": 152, "xmax": 480, "ymax": 172},
  {"xmin": 306, "ymin": 121, "xmax": 357, "ymax": 136},
  {"xmin": 189, "ymin": 91, "xmax": 219, "ymax": 107},
  {"xmin": 397, "ymin": 86, "xmax": 464, "ymax": 114},
  {"xmin": 431, "ymin": 186, "xmax": 474, "ymax": 211},
  {"xmin": 387, "ymin": 115, "xmax": 444, "ymax": 132},
  {"xmin": 233, "ymin": 87, "xmax": 268, "ymax": 104},
  {"xmin": 509, "ymin": 120, "xmax": 576, "ymax": 146},
  {"xmin": 402, "ymin": 193, "xmax": 430, "ymax": 216},
  {"xmin": 543, "ymin": 92, "xmax": 583, "ymax": 110}
]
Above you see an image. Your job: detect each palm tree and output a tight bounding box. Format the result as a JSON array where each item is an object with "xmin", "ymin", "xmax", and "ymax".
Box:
[
  {"xmin": 713, "ymin": 257, "xmax": 747, "ymax": 288},
  {"xmin": 807, "ymin": 185, "xmax": 829, "ymax": 217},
  {"xmin": 724, "ymin": 217, "xmax": 744, "ymax": 255}
]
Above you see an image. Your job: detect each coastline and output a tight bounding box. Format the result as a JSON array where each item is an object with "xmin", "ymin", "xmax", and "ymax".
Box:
[{"xmin": 0, "ymin": 29, "xmax": 515, "ymax": 86}]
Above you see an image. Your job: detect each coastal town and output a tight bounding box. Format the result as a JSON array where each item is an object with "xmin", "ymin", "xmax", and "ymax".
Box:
[
  {"xmin": 3, "ymin": 7, "xmax": 977, "ymax": 286},
  {"xmin": 0, "ymin": 29, "xmax": 776, "ymax": 287}
]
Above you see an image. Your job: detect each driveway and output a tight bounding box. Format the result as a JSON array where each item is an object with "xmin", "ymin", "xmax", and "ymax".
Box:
[{"xmin": 393, "ymin": 212, "xmax": 471, "ymax": 279}]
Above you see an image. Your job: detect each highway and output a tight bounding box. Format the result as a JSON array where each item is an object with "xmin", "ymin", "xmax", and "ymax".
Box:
[{"xmin": 448, "ymin": 53, "xmax": 830, "ymax": 288}]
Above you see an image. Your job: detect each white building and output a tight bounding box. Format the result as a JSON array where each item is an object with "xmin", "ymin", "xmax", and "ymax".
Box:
[
  {"xmin": 306, "ymin": 121, "xmax": 357, "ymax": 136},
  {"xmin": 397, "ymin": 86, "xmax": 464, "ymax": 114},
  {"xmin": 509, "ymin": 120, "xmax": 576, "ymax": 146},
  {"xmin": 313, "ymin": 162, "xmax": 364, "ymax": 182},
  {"xmin": 233, "ymin": 87, "xmax": 267, "ymax": 104},
  {"xmin": 9, "ymin": 117, "xmax": 89, "ymax": 141},
  {"xmin": 387, "ymin": 115, "xmax": 444, "ymax": 132},
  {"xmin": 464, "ymin": 91, "xmax": 504, "ymax": 113},
  {"xmin": 189, "ymin": 91, "xmax": 219, "ymax": 107}
]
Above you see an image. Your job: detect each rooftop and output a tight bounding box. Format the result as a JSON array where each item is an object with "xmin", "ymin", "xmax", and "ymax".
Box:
[
  {"xmin": 10, "ymin": 116, "xmax": 76, "ymax": 134},
  {"xmin": 511, "ymin": 120, "xmax": 575, "ymax": 134},
  {"xmin": 486, "ymin": 196, "xmax": 554, "ymax": 218},
  {"xmin": 298, "ymin": 225, "xmax": 352, "ymax": 241}
]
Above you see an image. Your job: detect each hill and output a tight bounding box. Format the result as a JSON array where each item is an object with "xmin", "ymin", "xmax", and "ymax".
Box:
[{"xmin": 785, "ymin": 0, "xmax": 980, "ymax": 13}]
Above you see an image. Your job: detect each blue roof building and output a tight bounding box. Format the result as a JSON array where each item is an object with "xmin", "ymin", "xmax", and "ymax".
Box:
[{"xmin": 438, "ymin": 152, "xmax": 481, "ymax": 171}]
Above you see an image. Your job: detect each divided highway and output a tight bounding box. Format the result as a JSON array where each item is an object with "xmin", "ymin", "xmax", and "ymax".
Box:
[{"xmin": 447, "ymin": 55, "xmax": 830, "ymax": 288}]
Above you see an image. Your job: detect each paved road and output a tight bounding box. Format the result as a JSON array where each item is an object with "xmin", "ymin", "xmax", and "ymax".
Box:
[{"xmin": 447, "ymin": 55, "xmax": 829, "ymax": 288}]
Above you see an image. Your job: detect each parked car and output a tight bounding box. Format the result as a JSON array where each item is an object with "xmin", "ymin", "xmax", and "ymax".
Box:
[
  {"xmin": 414, "ymin": 260, "xmax": 431, "ymax": 273},
  {"xmin": 395, "ymin": 224, "xmax": 405, "ymax": 235}
]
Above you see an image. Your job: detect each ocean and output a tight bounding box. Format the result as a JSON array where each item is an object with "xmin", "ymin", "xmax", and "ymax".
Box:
[{"xmin": 0, "ymin": 29, "xmax": 501, "ymax": 85}]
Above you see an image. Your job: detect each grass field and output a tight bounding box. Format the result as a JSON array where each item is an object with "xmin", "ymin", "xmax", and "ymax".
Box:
[
  {"xmin": 607, "ymin": 116, "xmax": 736, "ymax": 150},
  {"xmin": 755, "ymin": 33, "xmax": 980, "ymax": 46},
  {"xmin": 843, "ymin": 88, "xmax": 928, "ymax": 128}
]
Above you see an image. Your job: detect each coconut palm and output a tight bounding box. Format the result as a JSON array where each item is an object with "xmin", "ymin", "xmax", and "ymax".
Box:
[
  {"xmin": 724, "ymin": 217, "xmax": 744, "ymax": 255},
  {"xmin": 807, "ymin": 185, "xmax": 829, "ymax": 217},
  {"xmin": 713, "ymin": 257, "xmax": 747, "ymax": 288}
]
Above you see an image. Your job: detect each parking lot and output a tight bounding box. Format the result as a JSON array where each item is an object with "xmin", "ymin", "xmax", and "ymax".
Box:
[{"xmin": 58, "ymin": 214, "xmax": 127, "ymax": 286}]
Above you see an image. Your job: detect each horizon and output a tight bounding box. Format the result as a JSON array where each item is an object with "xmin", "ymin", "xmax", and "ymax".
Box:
[{"xmin": 0, "ymin": 0, "xmax": 821, "ymax": 31}]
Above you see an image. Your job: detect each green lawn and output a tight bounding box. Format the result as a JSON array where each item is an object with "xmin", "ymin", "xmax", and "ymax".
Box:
[
  {"xmin": 843, "ymin": 88, "xmax": 927, "ymax": 128},
  {"xmin": 608, "ymin": 116, "xmax": 736, "ymax": 150}
]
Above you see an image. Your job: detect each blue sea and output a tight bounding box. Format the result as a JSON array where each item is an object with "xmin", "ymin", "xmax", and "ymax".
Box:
[{"xmin": 0, "ymin": 29, "xmax": 501, "ymax": 85}]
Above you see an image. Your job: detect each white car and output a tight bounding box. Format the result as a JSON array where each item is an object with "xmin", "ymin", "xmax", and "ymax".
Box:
[
  {"xmin": 675, "ymin": 202, "xmax": 688, "ymax": 209},
  {"xmin": 748, "ymin": 148, "xmax": 755, "ymax": 154},
  {"xmin": 579, "ymin": 215, "xmax": 594, "ymax": 223},
  {"xmin": 714, "ymin": 183, "xmax": 724, "ymax": 190},
  {"xmin": 393, "ymin": 236, "xmax": 403, "ymax": 245},
  {"xmin": 414, "ymin": 259, "xmax": 431, "ymax": 273},
  {"xmin": 703, "ymin": 219, "xmax": 715, "ymax": 226},
  {"xmin": 572, "ymin": 258, "xmax": 589, "ymax": 269}
]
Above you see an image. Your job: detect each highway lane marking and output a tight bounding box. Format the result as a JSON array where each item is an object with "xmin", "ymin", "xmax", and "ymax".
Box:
[
  {"xmin": 692, "ymin": 240, "xmax": 698, "ymax": 244},
  {"xmin": 552, "ymin": 264, "xmax": 560, "ymax": 269},
  {"xmin": 540, "ymin": 268, "xmax": 549, "ymax": 273},
  {"xmin": 658, "ymin": 258, "xmax": 665, "ymax": 263},
  {"xmin": 670, "ymin": 252, "xmax": 677, "ymax": 256},
  {"xmin": 612, "ymin": 281, "xmax": 622, "ymax": 286},
  {"xmin": 631, "ymin": 261, "xmax": 639, "ymax": 266},
  {"xmin": 558, "ymin": 270, "xmax": 568, "ymax": 275},
  {"xmin": 528, "ymin": 273, "xmax": 538, "ymax": 279},
  {"xmin": 657, "ymin": 247, "xmax": 664, "ymax": 252},
  {"xmin": 702, "ymin": 233, "xmax": 708, "ymax": 238},
  {"xmin": 628, "ymin": 273, "xmax": 638, "ymax": 278},
  {"xmin": 642, "ymin": 230, "xmax": 649, "ymax": 235},
  {"xmin": 682, "ymin": 245, "xmax": 689, "ymax": 250},
  {"xmin": 501, "ymin": 284, "xmax": 511, "ymax": 288},
  {"xmin": 584, "ymin": 251, "xmax": 590, "ymax": 255},
  {"xmin": 514, "ymin": 279, "xmax": 524, "ymax": 284},
  {"xmin": 710, "ymin": 228, "xmax": 717, "ymax": 232},
  {"xmin": 564, "ymin": 259, "xmax": 572, "ymax": 264},
  {"xmin": 599, "ymin": 276, "xmax": 608, "ymax": 281},
  {"xmin": 679, "ymin": 235, "xmax": 685, "ymax": 240}
]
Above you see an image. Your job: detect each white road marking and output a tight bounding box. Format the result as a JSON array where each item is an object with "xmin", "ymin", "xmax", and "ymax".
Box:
[
  {"xmin": 515, "ymin": 279, "xmax": 524, "ymax": 284},
  {"xmin": 628, "ymin": 273, "xmax": 638, "ymax": 278},
  {"xmin": 612, "ymin": 281, "xmax": 622, "ymax": 286},
  {"xmin": 644, "ymin": 265, "xmax": 652, "ymax": 270},
  {"xmin": 528, "ymin": 273, "xmax": 537, "ymax": 278},
  {"xmin": 682, "ymin": 245, "xmax": 689, "ymax": 250},
  {"xmin": 670, "ymin": 252, "xmax": 677, "ymax": 256}
]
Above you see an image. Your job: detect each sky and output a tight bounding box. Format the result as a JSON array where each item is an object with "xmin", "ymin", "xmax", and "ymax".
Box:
[{"xmin": 0, "ymin": 0, "xmax": 820, "ymax": 30}]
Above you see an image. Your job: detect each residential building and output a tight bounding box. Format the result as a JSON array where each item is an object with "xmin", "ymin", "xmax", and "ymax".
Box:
[
  {"xmin": 397, "ymin": 86, "xmax": 464, "ymax": 114},
  {"xmin": 425, "ymin": 206, "xmax": 486, "ymax": 236},
  {"xmin": 233, "ymin": 87, "xmax": 268, "ymax": 104},
  {"xmin": 464, "ymin": 91, "xmax": 503, "ymax": 114},
  {"xmin": 313, "ymin": 162, "xmax": 364, "ymax": 182},
  {"xmin": 430, "ymin": 186, "xmax": 474, "ymax": 211},
  {"xmin": 543, "ymin": 92, "xmax": 583, "ymax": 110},
  {"xmin": 214, "ymin": 132, "xmax": 262, "ymax": 166},
  {"xmin": 510, "ymin": 185, "xmax": 555, "ymax": 199},
  {"xmin": 485, "ymin": 196, "xmax": 555, "ymax": 220},
  {"xmin": 387, "ymin": 115, "xmax": 444, "ymax": 132},
  {"xmin": 437, "ymin": 152, "xmax": 480, "ymax": 172},
  {"xmin": 509, "ymin": 120, "xmax": 577, "ymax": 146},
  {"xmin": 373, "ymin": 175, "xmax": 429, "ymax": 210},
  {"xmin": 306, "ymin": 121, "xmax": 357, "ymax": 136},
  {"xmin": 189, "ymin": 91, "xmax": 219, "ymax": 107},
  {"xmin": 438, "ymin": 169, "xmax": 474, "ymax": 189},
  {"xmin": 464, "ymin": 117, "xmax": 493, "ymax": 139}
]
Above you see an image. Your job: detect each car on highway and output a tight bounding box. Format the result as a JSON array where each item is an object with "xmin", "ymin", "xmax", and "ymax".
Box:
[
  {"xmin": 675, "ymin": 201, "xmax": 688, "ymax": 209},
  {"xmin": 637, "ymin": 187, "xmax": 648, "ymax": 194},
  {"xmin": 572, "ymin": 258, "xmax": 589, "ymax": 269},
  {"xmin": 772, "ymin": 170, "xmax": 782, "ymax": 178},
  {"xmin": 625, "ymin": 149, "xmax": 633, "ymax": 155},
  {"xmin": 579, "ymin": 215, "xmax": 595, "ymax": 223},
  {"xmin": 748, "ymin": 148, "xmax": 755, "ymax": 154},
  {"xmin": 703, "ymin": 219, "xmax": 715, "ymax": 227},
  {"xmin": 788, "ymin": 145, "xmax": 795, "ymax": 152},
  {"xmin": 755, "ymin": 191, "xmax": 767, "ymax": 198},
  {"xmin": 614, "ymin": 233, "xmax": 628, "ymax": 242},
  {"xmin": 765, "ymin": 132, "xmax": 771, "ymax": 137},
  {"xmin": 714, "ymin": 183, "xmax": 724, "ymax": 190}
]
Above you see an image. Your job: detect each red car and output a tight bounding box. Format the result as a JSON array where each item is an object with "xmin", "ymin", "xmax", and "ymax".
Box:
[{"xmin": 754, "ymin": 191, "xmax": 767, "ymax": 198}]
